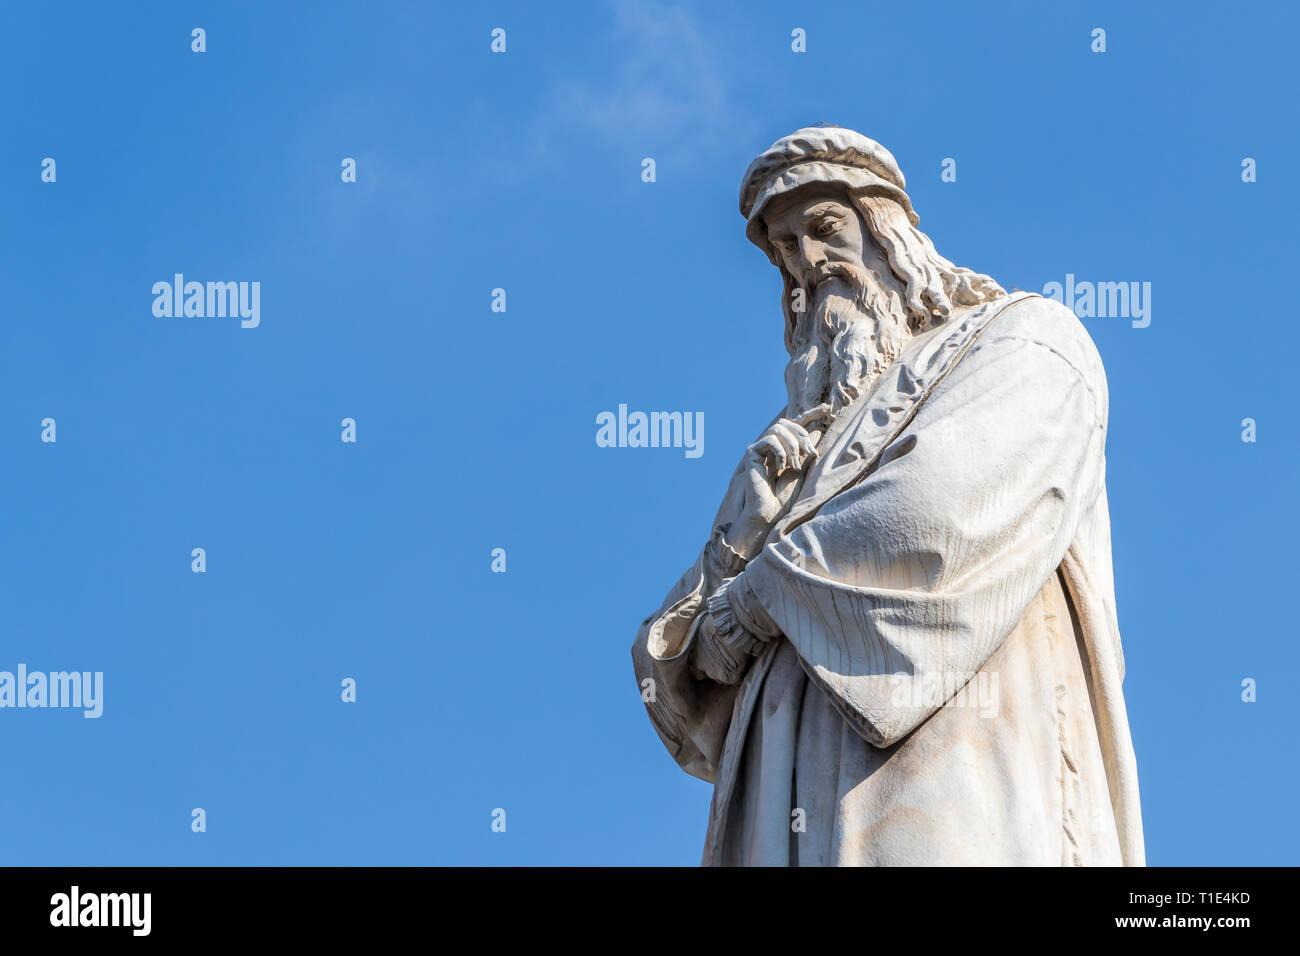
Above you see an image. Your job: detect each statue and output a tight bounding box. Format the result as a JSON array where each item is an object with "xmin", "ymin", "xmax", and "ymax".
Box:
[{"xmin": 631, "ymin": 127, "xmax": 1144, "ymax": 866}]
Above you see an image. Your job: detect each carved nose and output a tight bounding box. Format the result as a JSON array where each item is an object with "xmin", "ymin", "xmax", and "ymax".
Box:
[{"xmin": 799, "ymin": 236, "xmax": 827, "ymax": 278}]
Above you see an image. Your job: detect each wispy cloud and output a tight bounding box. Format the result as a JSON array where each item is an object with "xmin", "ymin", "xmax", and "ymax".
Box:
[{"xmin": 525, "ymin": 0, "xmax": 754, "ymax": 167}]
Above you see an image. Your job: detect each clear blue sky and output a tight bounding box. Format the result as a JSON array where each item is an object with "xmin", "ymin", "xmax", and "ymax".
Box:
[{"xmin": 0, "ymin": 0, "xmax": 1295, "ymax": 865}]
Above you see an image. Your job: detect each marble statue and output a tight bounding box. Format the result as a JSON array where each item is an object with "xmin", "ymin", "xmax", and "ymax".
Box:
[{"xmin": 631, "ymin": 126, "xmax": 1145, "ymax": 866}]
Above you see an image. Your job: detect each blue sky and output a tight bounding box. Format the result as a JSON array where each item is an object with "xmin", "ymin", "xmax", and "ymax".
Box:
[{"xmin": 0, "ymin": 0, "xmax": 1295, "ymax": 865}]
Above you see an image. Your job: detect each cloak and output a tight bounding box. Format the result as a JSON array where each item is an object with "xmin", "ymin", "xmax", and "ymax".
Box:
[{"xmin": 631, "ymin": 291, "xmax": 1144, "ymax": 866}]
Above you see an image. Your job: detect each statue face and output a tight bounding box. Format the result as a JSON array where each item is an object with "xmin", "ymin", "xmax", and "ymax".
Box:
[
  {"xmin": 764, "ymin": 186, "xmax": 919, "ymax": 419},
  {"xmin": 762, "ymin": 186, "xmax": 879, "ymax": 291}
]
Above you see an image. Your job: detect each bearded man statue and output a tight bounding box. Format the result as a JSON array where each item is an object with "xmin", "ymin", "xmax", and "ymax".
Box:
[{"xmin": 630, "ymin": 127, "xmax": 1145, "ymax": 867}]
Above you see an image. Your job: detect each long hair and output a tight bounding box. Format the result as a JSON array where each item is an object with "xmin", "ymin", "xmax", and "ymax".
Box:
[
  {"xmin": 849, "ymin": 192, "xmax": 1005, "ymax": 333},
  {"xmin": 776, "ymin": 190, "xmax": 1005, "ymax": 356}
]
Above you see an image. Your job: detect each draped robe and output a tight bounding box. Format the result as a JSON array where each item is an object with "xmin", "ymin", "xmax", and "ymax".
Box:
[{"xmin": 631, "ymin": 292, "xmax": 1145, "ymax": 866}]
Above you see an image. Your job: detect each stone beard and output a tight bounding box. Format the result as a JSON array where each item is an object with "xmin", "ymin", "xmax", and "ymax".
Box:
[
  {"xmin": 781, "ymin": 192, "xmax": 1004, "ymax": 424},
  {"xmin": 630, "ymin": 127, "xmax": 1145, "ymax": 867},
  {"xmin": 785, "ymin": 263, "xmax": 905, "ymax": 422}
]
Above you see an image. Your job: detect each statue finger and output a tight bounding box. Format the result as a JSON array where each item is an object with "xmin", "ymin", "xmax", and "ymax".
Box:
[
  {"xmin": 795, "ymin": 403, "xmax": 832, "ymax": 429},
  {"xmin": 752, "ymin": 436, "xmax": 781, "ymax": 470},
  {"xmin": 772, "ymin": 426, "xmax": 802, "ymax": 468},
  {"xmin": 757, "ymin": 435, "xmax": 788, "ymax": 474}
]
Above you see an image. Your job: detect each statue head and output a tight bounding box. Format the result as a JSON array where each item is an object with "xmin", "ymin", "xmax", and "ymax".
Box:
[{"xmin": 740, "ymin": 127, "xmax": 1005, "ymax": 419}]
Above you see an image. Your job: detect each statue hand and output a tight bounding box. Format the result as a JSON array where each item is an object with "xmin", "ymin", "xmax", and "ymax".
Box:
[
  {"xmin": 725, "ymin": 407, "xmax": 830, "ymax": 554},
  {"xmin": 689, "ymin": 612, "xmax": 749, "ymax": 685},
  {"xmin": 712, "ymin": 405, "xmax": 831, "ymax": 562},
  {"xmin": 748, "ymin": 416, "xmax": 820, "ymax": 478}
]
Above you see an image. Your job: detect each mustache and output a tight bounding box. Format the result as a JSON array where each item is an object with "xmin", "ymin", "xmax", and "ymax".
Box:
[{"xmin": 804, "ymin": 260, "xmax": 871, "ymax": 295}]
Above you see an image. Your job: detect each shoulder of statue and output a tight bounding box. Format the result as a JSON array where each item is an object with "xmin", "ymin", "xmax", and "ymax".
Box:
[{"xmin": 978, "ymin": 292, "xmax": 1109, "ymax": 408}]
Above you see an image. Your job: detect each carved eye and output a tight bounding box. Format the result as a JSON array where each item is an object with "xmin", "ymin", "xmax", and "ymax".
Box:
[{"xmin": 814, "ymin": 217, "xmax": 842, "ymax": 238}]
